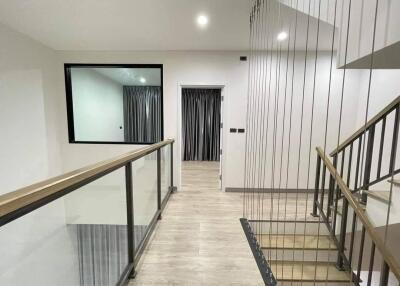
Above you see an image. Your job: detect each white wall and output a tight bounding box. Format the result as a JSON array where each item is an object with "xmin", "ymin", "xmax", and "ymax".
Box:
[
  {"xmin": 280, "ymin": 0, "xmax": 400, "ymax": 68},
  {"xmin": 338, "ymin": 0, "xmax": 400, "ymax": 67},
  {"xmin": 0, "ymin": 23, "xmax": 79, "ymax": 285},
  {"xmin": 279, "ymin": 0, "xmax": 344, "ymax": 27},
  {"xmin": 54, "ymin": 50, "xmax": 367, "ymax": 191},
  {"xmin": 354, "ymin": 69, "xmax": 400, "ymax": 192},
  {"xmin": 55, "ymin": 51, "xmax": 249, "ymax": 191},
  {"xmin": 245, "ymin": 50, "xmax": 362, "ymax": 190},
  {"xmin": 71, "ymin": 68, "xmax": 124, "ymax": 142}
]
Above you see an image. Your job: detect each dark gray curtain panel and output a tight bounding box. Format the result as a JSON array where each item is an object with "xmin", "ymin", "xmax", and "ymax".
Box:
[
  {"xmin": 182, "ymin": 88, "xmax": 221, "ymax": 161},
  {"xmin": 123, "ymin": 86, "xmax": 162, "ymax": 143},
  {"xmin": 75, "ymin": 224, "xmax": 128, "ymax": 286},
  {"xmin": 75, "ymin": 224, "xmax": 147, "ymax": 286}
]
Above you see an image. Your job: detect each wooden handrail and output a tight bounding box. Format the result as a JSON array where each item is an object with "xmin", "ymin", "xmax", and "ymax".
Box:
[
  {"xmin": 317, "ymin": 146, "xmax": 400, "ymax": 280},
  {"xmin": 330, "ymin": 95, "xmax": 400, "ymax": 156},
  {"xmin": 0, "ymin": 139, "xmax": 174, "ymax": 219}
]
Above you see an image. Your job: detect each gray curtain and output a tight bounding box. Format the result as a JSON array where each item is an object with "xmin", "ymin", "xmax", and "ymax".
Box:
[
  {"xmin": 123, "ymin": 86, "xmax": 162, "ymax": 143},
  {"xmin": 75, "ymin": 224, "xmax": 147, "ymax": 286},
  {"xmin": 76, "ymin": 224, "xmax": 128, "ymax": 286},
  {"xmin": 182, "ymin": 88, "xmax": 221, "ymax": 161}
]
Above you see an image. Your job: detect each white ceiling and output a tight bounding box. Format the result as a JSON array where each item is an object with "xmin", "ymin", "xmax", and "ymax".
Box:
[
  {"xmin": 0, "ymin": 0, "xmax": 335, "ymax": 51},
  {"xmin": 0, "ymin": 0, "xmax": 250, "ymax": 51}
]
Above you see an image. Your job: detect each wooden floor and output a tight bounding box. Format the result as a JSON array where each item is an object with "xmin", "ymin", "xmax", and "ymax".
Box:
[{"xmin": 129, "ymin": 161, "xmax": 264, "ymax": 286}]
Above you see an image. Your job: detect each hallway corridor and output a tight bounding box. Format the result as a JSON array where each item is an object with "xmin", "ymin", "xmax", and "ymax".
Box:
[{"xmin": 129, "ymin": 161, "xmax": 263, "ymax": 285}]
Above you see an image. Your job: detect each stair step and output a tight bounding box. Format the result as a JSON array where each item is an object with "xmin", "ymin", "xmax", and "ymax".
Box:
[
  {"xmin": 269, "ymin": 260, "xmax": 350, "ymax": 282},
  {"xmin": 388, "ymin": 179, "xmax": 400, "ymax": 186},
  {"xmin": 262, "ymin": 249, "xmax": 337, "ymax": 262},
  {"xmin": 249, "ymin": 221, "xmax": 330, "ymax": 235},
  {"xmin": 260, "ymin": 234, "xmax": 337, "ymax": 250},
  {"xmin": 363, "ymin": 190, "xmax": 390, "ymax": 204},
  {"xmin": 329, "ymin": 203, "xmax": 365, "ymax": 216}
]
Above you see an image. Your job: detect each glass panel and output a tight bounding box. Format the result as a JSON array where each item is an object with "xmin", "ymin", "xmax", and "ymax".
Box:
[
  {"xmin": 0, "ymin": 167, "xmax": 128, "ymax": 285},
  {"xmin": 160, "ymin": 144, "xmax": 171, "ymax": 203},
  {"xmin": 67, "ymin": 65, "xmax": 163, "ymax": 144},
  {"xmin": 131, "ymin": 151, "xmax": 158, "ymax": 250}
]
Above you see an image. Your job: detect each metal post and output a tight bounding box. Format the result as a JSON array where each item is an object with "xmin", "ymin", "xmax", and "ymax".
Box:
[
  {"xmin": 336, "ymin": 198, "xmax": 348, "ymax": 269},
  {"xmin": 354, "ymin": 137, "xmax": 363, "ymax": 190},
  {"xmin": 327, "ymin": 154, "xmax": 338, "ymax": 219},
  {"xmin": 312, "ymin": 155, "xmax": 321, "ymax": 216},
  {"xmin": 377, "ymin": 117, "xmax": 386, "ymax": 179},
  {"xmin": 389, "ymin": 107, "xmax": 400, "ymax": 175},
  {"xmin": 379, "ymin": 261, "xmax": 389, "ymax": 286},
  {"xmin": 170, "ymin": 142, "xmax": 175, "ymax": 192},
  {"xmin": 157, "ymin": 149, "xmax": 162, "ymax": 220},
  {"xmin": 125, "ymin": 162, "xmax": 136, "ymax": 278},
  {"xmin": 348, "ymin": 212, "xmax": 357, "ymax": 267},
  {"xmin": 362, "ymin": 125, "xmax": 375, "ymax": 203},
  {"xmin": 367, "ymin": 243, "xmax": 376, "ymax": 286},
  {"xmin": 320, "ymin": 165, "xmax": 327, "ymax": 211},
  {"xmin": 356, "ymin": 226, "xmax": 366, "ymax": 281}
]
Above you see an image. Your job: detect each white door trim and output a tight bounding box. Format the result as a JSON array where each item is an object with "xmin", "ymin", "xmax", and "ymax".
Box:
[{"xmin": 177, "ymin": 83, "xmax": 227, "ymax": 191}]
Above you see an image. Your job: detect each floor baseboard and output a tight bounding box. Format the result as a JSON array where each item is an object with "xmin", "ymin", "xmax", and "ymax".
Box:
[{"xmin": 225, "ymin": 187, "xmax": 314, "ymax": 193}]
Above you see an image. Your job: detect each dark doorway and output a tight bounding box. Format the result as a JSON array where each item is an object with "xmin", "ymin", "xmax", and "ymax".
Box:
[{"xmin": 182, "ymin": 88, "xmax": 222, "ymax": 161}]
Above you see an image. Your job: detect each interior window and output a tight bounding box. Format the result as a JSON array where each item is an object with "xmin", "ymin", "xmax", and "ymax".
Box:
[{"xmin": 64, "ymin": 64, "xmax": 163, "ymax": 144}]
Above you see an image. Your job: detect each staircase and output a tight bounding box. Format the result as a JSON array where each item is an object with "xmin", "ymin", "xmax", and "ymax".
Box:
[
  {"xmin": 251, "ymin": 220, "xmax": 351, "ymax": 283},
  {"xmin": 242, "ymin": 96, "xmax": 400, "ymax": 285}
]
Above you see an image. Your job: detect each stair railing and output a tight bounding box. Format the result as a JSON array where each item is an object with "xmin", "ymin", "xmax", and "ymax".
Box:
[
  {"xmin": 0, "ymin": 139, "xmax": 176, "ymax": 285},
  {"xmin": 313, "ymin": 146, "xmax": 400, "ymax": 286},
  {"xmin": 329, "ymin": 96, "xmax": 400, "ymax": 203}
]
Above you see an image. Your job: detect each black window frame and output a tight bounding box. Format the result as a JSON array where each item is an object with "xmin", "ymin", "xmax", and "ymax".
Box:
[{"xmin": 64, "ymin": 63, "xmax": 164, "ymax": 145}]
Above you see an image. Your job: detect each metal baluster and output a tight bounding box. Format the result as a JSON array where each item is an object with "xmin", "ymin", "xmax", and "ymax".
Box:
[
  {"xmin": 327, "ymin": 154, "xmax": 338, "ymax": 220},
  {"xmin": 312, "ymin": 155, "xmax": 322, "ymax": 216},
  {"xmin": 379, "ymin": 262, "xmax": 390, "ymax": 286},
  {"xmin": 320, "ymin": 164, "xmax": 327, "ymax": 212},
  {"xmin": 389, "ymin": 107, "xmax": 400, "ymax": 174},
  {"xmin": 125, "ymin": 162, "xmax": 136, "ymax": 278},
  {"xmin": 332, "ymin": 182, "xmax": 340, "ymax": 236},
  {"xmin": 346, "ymin": 143, "xmax": 353, "ymax": 187},
  {"xmin": 377, "ymin": 117, "xmax": 386, "ymax": 179},
  {"xmin": 356, "ymin": 226, "xmax": 366, "ymax": 281},
  {"xmin": 157, "ymin": 149, "xmax": 162, "ymax": 220},
  {"xmin": 362, "ymin": 126, "xmax": 375, "ymax": 203},
  {"xmin": 332, "ymin": 151, "xmax": 346, "ymax": 233},
  {"xmin": 354, "ymin": 137, "xmax": 363, "ymax": 190},
  {"xmin": 367, "ymin": 243, "xmax": 376, "ymax": 286},
  {"xmin": 348, "ymin": 212, "xmax": 357, "ymax": 267},
  {"xmin": 336, "ymin": 197, "xmax": 348, "ymax": 269},
  {"xmin": 170, "ymin": 142, "xmax": 175, "ymax": 192}
]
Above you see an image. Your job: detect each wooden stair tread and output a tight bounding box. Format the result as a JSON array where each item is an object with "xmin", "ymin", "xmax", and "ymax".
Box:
[
  {"xmin": 269, "ymin": 261, "xmax": 350, "ymax": 282},
  {"xmin": 330, "ymin": 203, "xmax": 365, "ymax": 216},
  {"xmin": 363, "ymin": 190, "xmax": 390, "ymax": 204},
  {"xmin": 388, "ymin": 179, "xmax": 400, "ymax": 187},
  {"xmin": 260, "ymin": 234, "xmax": 337, "ymax": 250}
]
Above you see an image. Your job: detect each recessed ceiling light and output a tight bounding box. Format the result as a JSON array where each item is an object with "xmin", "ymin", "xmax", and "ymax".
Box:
[
  {"xmin": 277, "ymin": 31, "xmax": 288, "ymax": 41},
  {"xmin": 140, "ymin": 77, "xmax": 146, "ymax": 83},
  {"xmin": 197, "ymin": 14, "xmax": 209, "ymax": 28}
]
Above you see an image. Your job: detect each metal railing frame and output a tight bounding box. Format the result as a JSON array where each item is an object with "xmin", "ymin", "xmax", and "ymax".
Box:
[
  {"xmin": 0, "ymin": 139, "xmax": 176, "ymax": 285},
  {"xmin": 329, "ymin": 96, "xmax": 400, "ymax": 202},
  {"xmin": 313, "ymin": 147, "xmax": 400, "ymax": 286}
]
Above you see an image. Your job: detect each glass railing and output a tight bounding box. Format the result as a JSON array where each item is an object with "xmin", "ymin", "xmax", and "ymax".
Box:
[{"xmin": 0, "ymin": 139, "xmax": 175, "ymax": 286}]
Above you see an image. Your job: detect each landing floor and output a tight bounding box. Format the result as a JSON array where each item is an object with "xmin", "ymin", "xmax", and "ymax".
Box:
[{"xmin": 129, "ymin": 161, "xmax": 263, "ymax": 285}]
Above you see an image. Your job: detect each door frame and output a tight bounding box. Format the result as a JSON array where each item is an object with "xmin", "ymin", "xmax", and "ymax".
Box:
[{"xmin": 177, "ymin": 84, "xmax": 226, "ymax": 191}]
